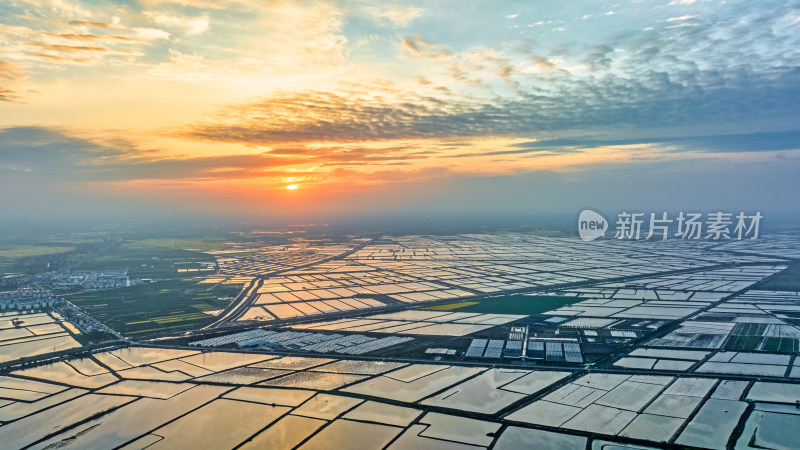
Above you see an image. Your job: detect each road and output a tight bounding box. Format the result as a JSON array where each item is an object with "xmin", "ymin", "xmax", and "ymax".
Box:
[{"xmin": 204, "ymin": 239, "xmax": 374, "ymax": 329}]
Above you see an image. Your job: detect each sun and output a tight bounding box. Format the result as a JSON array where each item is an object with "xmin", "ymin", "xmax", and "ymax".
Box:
[{"xmin": 286, "ymin": 184, "xmax": 299, "ymax": 190}]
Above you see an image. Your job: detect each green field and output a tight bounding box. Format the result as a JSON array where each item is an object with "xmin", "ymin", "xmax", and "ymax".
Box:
[
  {"xmin": 724, "ymin": 323, "xmax": 800, "ymax": 352},
  {"xmin": 0, "ymin": 245, "xmax": 75, "ymax": 259},
  {"xmin": 65, "ymin": 278, "xmax": 244, "ymax": 335},
  {"xmin": 123, "ymin": 238, "xmax": 233, "ymax": 252},
  {"xmin": 724, "ymin": 323, "xmax": 767, "ymax": 351},
  {"xmin": 425, "ymin": 302, "xmax": 480, "ymax": 311},
  {"xmin": 0, "ymin": 236, "xmax": 224, "ymax": 277},
  {"xmin": 761, "ymin": 337, "xmax": 800, "ymax": 353},
  {"xmin": 0, "ymin": 244, "xmax": 78, "ymax": 274},
  {"xmin": 424, "ymin": 294, "xmax": 577, "ymax": 315},
  {"xmin": 78, "ymin": 242, "xmax": 217, "ymax": 279},
  {"xmin": 755, "ymin": 264, "xmax": 800, "ymax": 291}
]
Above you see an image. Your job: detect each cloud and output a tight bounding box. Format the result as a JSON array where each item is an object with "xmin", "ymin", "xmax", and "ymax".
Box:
[
  {"xmin": 26, "ymin": 43, "xmax": 110, "ymax": 52},
  {"xmin": 0, "ymin": 127, "xmax": 137, "ymax": 179},
  {"xmin": 135, "ymin": 27, "xmax": 171, "ymax": 40},
  {"xmin": 375, "ymin": 7, "xmax": 423, "ymax": 27},
  {"xmin": 525, "ymin": 55, "xmax": 565, "ymax": 73},
  {"xmin": 1, "ymin": 127, "xmax": 798, "ymax": 227},
  {"xmin": 0, "ymin": 127, "xmax": 284, "ymax": 182},
  {"xmin": 1, "ymin": 0, "xmax": 352, "ymax": 101},
  {"xmin": 667, "ymin": 15, "xmax": 697, "ymax": 21},
  {"xmin": 148, "ymin": 49, "xmax": 210, "ymax": 81},
  {"xmin": 0, "ymin": 0, "xmax": 798, "ymax": 227},
  {"xmin": 583, "ymin": 45, "xmax": 614, "ymax": 71},
  {"xmin": 179, "ymin": 54, "xmax": 800, "ymax": 146},
  {"xmin": 42, "ymin": 0, "xmax": 92, "ymax": 18},
  {"xmin": 0, "ymin": 126, "xmax": 434, "ymax": 183},
  {"xmin": 144, "ymin": 12, "xmax": 210, "ymax": 35},
  {"xmin": 0, "ymin": 87, "xmax": 19, "ymax": 102},
  {"xmin": 0, "ymin": 61, "xmax": 25, "ymax": 101},
  {"xmin": 0, "ymin": 5, "xmax": 174, "ymax": 81},
  {"xmin": 181, "ymin": 89, "xmax": 480, "ymax": 144},
  {"xmin": 56, "ymin": 33, "xmax": 134, "ymax": 41},
  {"xmin": 68, "ymin": 20, "xmax": 112, "ymax": 29},
  {"xmin": 510, "ymin": 131, "xmax": 800, "ymax": 153},
  {"xmin": 401, "ymin": 34, "xmax": 453, "ymax": 60},
  {"xmin": 0, "ymin": 61, "xmax": 23, "ymax": 81},
  {"xmin": 136, "ymin": 0, "xmax": 244, "ymax": 9},
  {"xmin": 22, "ymin": 42, "xmax": 139, "ymax": 62},
  {"xmin": 442, "ymin": 145, "xmax": 584, "ymax": 159},
  {"xmin": 26, "ymin": 53, "xmax": 90, "ymax": 63}
]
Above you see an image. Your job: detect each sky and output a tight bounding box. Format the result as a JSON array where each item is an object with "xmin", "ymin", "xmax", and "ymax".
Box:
[{"xmin": 0, "ymin": 0, "xmax": 799, "ymax": 228}]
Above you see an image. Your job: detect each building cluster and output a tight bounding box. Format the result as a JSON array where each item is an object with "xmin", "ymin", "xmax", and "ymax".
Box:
[
  {"xmin": 45, "ymin": 271, "xmax": 144, "ymax": 291},
  {"xmin": 0, "ymin": 288, "xmax": 58, "ymax": 311}
]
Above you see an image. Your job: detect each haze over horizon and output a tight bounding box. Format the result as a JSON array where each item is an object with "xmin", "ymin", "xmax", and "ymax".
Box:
[{"xmin": 1, "ymin": 0, "xmax": 799, "ymax": 229}]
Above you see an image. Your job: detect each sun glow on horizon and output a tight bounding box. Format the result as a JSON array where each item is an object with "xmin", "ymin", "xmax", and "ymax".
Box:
[{"xmin": 286, "ymin": 184, "xmax": 299, "ymax": 190}]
